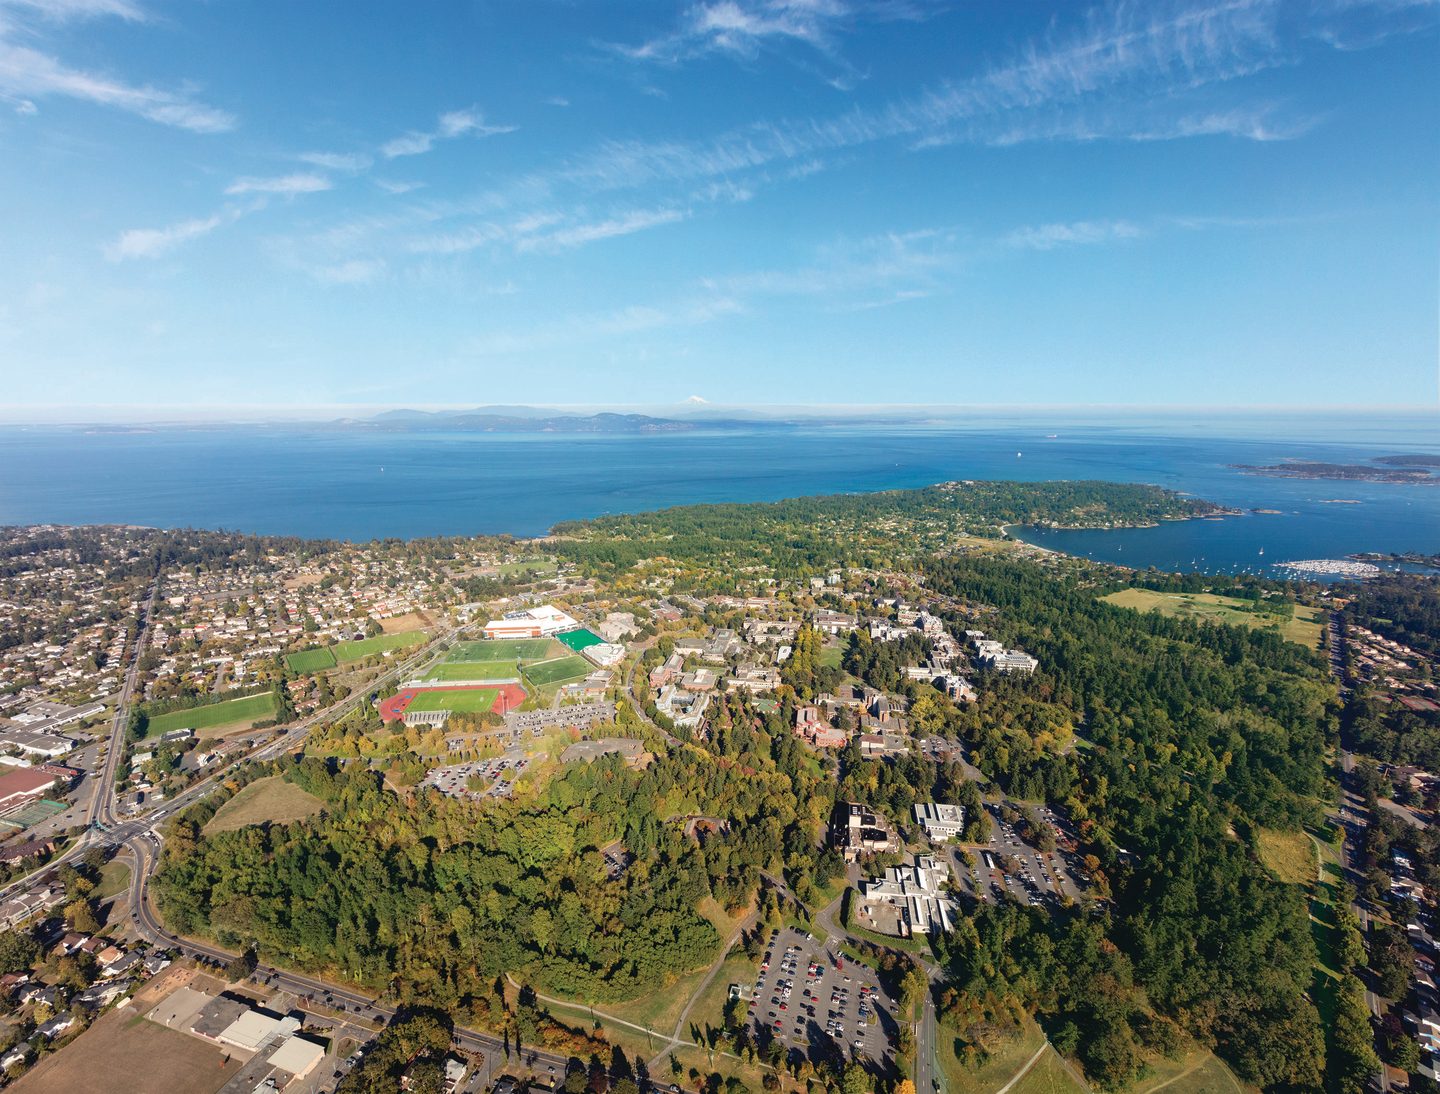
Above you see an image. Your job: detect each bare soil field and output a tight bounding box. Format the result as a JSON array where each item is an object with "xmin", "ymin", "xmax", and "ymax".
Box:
[
  {"xmin": 13, "ymin": 1006, "xmax": 242, "ymax": 1094},
  {"xmin": 381, "ymin": 610, "xmax": 432, "ymax": 634}
]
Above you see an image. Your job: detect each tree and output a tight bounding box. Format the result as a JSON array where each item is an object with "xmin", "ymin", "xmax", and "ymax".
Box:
[{"xmin": 64, "ymin": 899, "xmax": 99, "ymax": 935}]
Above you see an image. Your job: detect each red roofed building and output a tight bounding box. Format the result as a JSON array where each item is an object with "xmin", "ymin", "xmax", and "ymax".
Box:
[{"xmin": 0, "ymin": 769, "xmax": 57, "ymax": 811}]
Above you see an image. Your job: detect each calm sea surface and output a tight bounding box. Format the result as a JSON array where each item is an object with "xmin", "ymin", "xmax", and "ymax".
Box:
[{"xmin": 1, "ymin": 419, "xmax": 1435, "ymax": 577}]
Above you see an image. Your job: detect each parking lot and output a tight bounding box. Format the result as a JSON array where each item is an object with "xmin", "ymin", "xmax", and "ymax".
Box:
[
  {"xmin": 419, "ymin": 747, "xmax": 531, "ymax": 800},
  {"xmin": 949, "ymin": 802, "xmax": 1087, "ymax": 906},
  {"xmin": 744, "ymin": 926, "xmax": 896, "ymax": 1067}
]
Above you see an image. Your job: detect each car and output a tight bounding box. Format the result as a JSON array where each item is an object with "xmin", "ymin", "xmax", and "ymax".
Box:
[
  {"xmin": 768, "ymin": 1010, "xmax": 776, "ymax": 1017},
  {"xmin": 778, "ymin": 1003, "xmax": 787, "ymax": 1011}
]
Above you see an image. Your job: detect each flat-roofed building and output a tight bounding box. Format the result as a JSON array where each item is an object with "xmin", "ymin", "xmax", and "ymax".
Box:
[{"xmin": 914, "ymin": 802, "xmax": 965, "ymax": 841}]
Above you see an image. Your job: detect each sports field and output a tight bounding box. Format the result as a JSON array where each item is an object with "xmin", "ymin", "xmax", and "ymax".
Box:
[
  {"xmin": 1101, "ymin": 588, "xmax": 1325, "ymax": 648},
  {"xmin": 284, "ymin": 646, "xmax": 337, "ymax": 672},
  {"xmin": 146, "ymin": 692, "xmax": 278, "ymax": 737},
  {"xmin": 448, "ymin": 638, "xmax": 552, "ymax": 662},
  {"xmin": 522, "ymin": 654, "xmax": 593, "ymax": 687},
  {"xmin": 334, "ymin": 629, "xmax": 427, "ymax": 661},
  {"xmin": 425, "ymin": 661, "xmax": 518, "ymax": 682},
  {"xmin": 407, "ymin": 688, "xmax": 497, "ymax": 714},
  {"xmin": 557, "ymin": 628, "xmax": 604, "ymax": 652}
]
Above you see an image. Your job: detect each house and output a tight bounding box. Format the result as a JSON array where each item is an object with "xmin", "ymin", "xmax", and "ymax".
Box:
[
  {"xmin": 34, "ymin": 1010, "xmax": 77, "ymax": 1040},
  {"xmin": 0, "ymin": 1040, "xmax": 33, "ymax": 1070},
  {"xmin": 914, "ymin": 803, "xmax": 966, "ymax": 841},
  {"xmin": 76, "ymin": 979, "xmax": 130, "ymax": 1010}
]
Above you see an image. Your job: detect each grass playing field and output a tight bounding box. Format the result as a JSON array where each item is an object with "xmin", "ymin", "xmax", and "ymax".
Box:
[
  {"xmin": 447, "ymin": 638, "xmax": 552, "ymax": 662},
  {"xmin": 557, "ymin": 628, "xmax": 604, "ymax": 652},
  {"xmin": 203, "ymin": 776, "xmax": 324, "ymax": 835},
  {"xmin": 522, "ymin": 655, "xmax": 593, "ymax": 687},
  {"xmin": 333, "ymin": 630, "xmax": 427, "ymax": 662},
  {"xmin": 406, "ymin": 688, "xmax": 497, "ymax": 714},
  {"xmin": 1100, "ymin": 587, "xmax": 1325, "ymax": 648},
  {"xmin": 424, "ymin": 661, "xmax": 518, "ymax": 682},
  {"xmin": 284, "ymin": 646, "xmax": 337, "ymax": 673},
  {"xmin": 145, "ymin": 692, "xmax": 278, "ymax": 737}
]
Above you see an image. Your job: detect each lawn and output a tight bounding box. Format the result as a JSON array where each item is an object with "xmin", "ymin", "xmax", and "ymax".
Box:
[
  {"xmin": 937, "ymin": 1014, "xmax": 1048, "ymax": 1094},
  {"xmin": 145, "ymin": 692, "xmax": 278, "ymax": 737},
  {"xmin": 1009, "ymin": 1046, "xmax": 1087, "ymax": 1094},
  {"xmin": 285, "ymin": 646, "xmax": 337, "ymax": 673},
  {"xmin": 11, "ymin": 1007, "xmax": 242, "ymax": 1094},
  {"xmin": 1256, "ymin": 827, "xmax": 1317, "ymax": 886},
  {"xmin": 498, "ymin": 558, "xmax": 556, "ymax": 577},
  {"xmin": 817, "ymin": 645, "xmax": 844, "ymax": 670},
  {"xmin": 448, "ymin": 638, "xmax": 553, "ymax": 662},
  {"xmin": 1100, "ymin": 588, "xmax": 1325, "ymax": 648},
  {"xmin": 523, "ymin": 655, "xmax": 594, "ymax": 687},
  {"xmin": 424, "ymin": 661, "xmax": 519, "ymax": 682},
  {"xmin": 1138, "ymin": 1053, "xmax": 1246, "ymax": 1094},
  {"xmin": 333, "ymin": 629, "xmax": 427, "ymax": 662},
  {"xmin": 203, "ymin": 776, "xmax": 324, "ymax": 834},
  {"xmin": 95, "ymin": 860, "xmax": 131, "ymax": 900},
  {"xmin": 407, "ymin": 688, "xmax": 498, "ymax": 714}
]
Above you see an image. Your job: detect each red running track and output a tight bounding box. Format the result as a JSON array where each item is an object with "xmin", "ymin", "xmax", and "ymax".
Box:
[{"xmin": 377, "ymin": 682, "xmax": 527, "ymax": 722}]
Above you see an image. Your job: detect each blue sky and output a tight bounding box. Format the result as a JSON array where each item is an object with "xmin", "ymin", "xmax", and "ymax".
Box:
[{"xmin": 0, "ymin": 0, "xmax": 1436, "ymax": 415}]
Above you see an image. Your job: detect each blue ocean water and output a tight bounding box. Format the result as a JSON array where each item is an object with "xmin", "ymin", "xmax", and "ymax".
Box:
[{"xmin": 0, "ymin": 419, "xmax": 1435, "ymax": 576}]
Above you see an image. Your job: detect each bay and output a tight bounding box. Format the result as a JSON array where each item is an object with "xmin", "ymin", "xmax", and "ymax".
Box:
[{"xmin": 0, "ymin": 417, "xmax": 1435, "ymax": 577}]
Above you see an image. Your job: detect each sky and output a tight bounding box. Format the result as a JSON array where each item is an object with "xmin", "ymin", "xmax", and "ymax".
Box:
[{"xmin": 0, "ymin": 0, "xmax": 1437, "ymax": 415}]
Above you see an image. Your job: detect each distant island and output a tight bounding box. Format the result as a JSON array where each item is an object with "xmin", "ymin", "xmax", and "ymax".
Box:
[
  {"xmin": 340, "ymin": 408, "xmax": 714, "ymax": 434},
  {"xmin": 1231, "ymin": 458, "xmax": 1438, "ymax": 484}
]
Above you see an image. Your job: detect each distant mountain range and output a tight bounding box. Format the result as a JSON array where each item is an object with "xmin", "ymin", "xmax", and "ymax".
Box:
[{"xmin": 337, "ymin": 407, "xmax": 785, "ymax": 434}]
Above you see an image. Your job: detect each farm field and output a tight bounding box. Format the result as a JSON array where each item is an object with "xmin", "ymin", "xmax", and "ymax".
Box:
[
  {"xmin": 333, "ymin": 629, "xmax": 427, "ymax": 662},
  {"xmin": 448, "ymin": 638, "xmax": 553, "ymax": 662},
  {"xmin": 145, "ymin": 692, "xmax": 278, "ymax": 738},
  {"xmin": 11, "ymin": 1008, "xmax": 241, "ymax": 1094},
  {"xmin": 522, "ymin": 655, "xmax": 593, "ymax": 687},
  {"xmin": 1100, "ymin": 588, "xmax": 1325, "ymax": 648},
  {"xmin": 407, "ymin": 688, "xmax": 498, "ymax": 714},
  {"xmin": 203, "ymin": 776, "xmax": 324, "ymax": 835},
  {"xmin": 424, "ymin": 661, "xmax": 518, "ymax": 682}
]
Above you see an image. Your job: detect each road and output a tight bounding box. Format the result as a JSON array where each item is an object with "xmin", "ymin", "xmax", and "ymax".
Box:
[{"xmin": 89, "ymin": 577, "xmax": 162, "ymax": 830}]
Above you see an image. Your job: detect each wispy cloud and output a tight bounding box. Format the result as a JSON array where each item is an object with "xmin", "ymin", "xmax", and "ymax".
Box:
[
  {"xmin": 298, "ymin": 151, "xmax": 372, "ymax": 172},
  {"xmin": 311, "ymin": 258, "xmax": 386, "ymax": 285},
  {"xmin": 0, "ymin": 40, "xmax": 234, "ymax": 130},
  {"xmin": 0, "ymin": 0, "xmax": 233, "ymax": 131},
  {"xmin": 225, "ymin": 173, "xmax": 332, "ymax": 196},
  {"xmin": 466, "ymin": 295, "xmax": 743, "ymax": 356},
  {"xmin": 516, "ymin": 207, "xmax": 687, "ymax": 252},
  {"xmin": 104, "ymin": 212, "xmax": 225, "ymax": 261},
  {"xmin": 381, "ymin": 107, "xmax": 516, "ymax": 158},
  {"xmin": 610, "ymin": 1, "xmax": 928, "ymax": 66},
  {"xmin": 1001, "ymin": 219, "xmax": 1144, "ymax": 250}
]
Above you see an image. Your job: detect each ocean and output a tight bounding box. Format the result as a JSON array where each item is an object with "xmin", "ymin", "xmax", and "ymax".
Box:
[{"xmin": 1, "ymin": 416, "xmax": 1435, "ymax": 577}]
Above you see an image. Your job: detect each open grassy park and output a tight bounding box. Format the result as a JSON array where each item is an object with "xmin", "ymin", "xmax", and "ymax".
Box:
[
  {"xmin": 1101, "ymin": 588, "xmax": 1325, "ymax": 648},
  {"xmin": 1256, "ymin": 826, "xmax": 1317, "ymax": 886},
  {"xmin": 144, "ymin": 691, "xmax": 278, "ymax": 738},
  {"xmin": 203, "ymin": 776, "xmax": 324, "ymax": 834}
]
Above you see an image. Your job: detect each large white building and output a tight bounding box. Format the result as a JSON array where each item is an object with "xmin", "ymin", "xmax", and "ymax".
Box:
[
  {"xmin": 914, "ymin": 802, "xmax": 965, "ymax": 841},
  {"xmin": 483, "ymin": 604, "xmax": 579, "ymax": 639},
  {"xmin": 858, "ymin": 854, "xmax": 957, "ymax": 936}
]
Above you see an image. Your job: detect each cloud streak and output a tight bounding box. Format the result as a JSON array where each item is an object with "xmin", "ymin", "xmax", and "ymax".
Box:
[
  {"xmin": 381, "ymin": 107, "xmax": 516, "ymax": 158},
  {"xmin": 225, "ymin": 173, "xmax": 332, "ymax": 196},
  {"xmin": 104, "ymin": 212, "xmax": 225, "ymax": 260}
]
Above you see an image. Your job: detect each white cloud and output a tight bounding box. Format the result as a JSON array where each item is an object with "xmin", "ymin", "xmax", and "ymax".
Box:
[
  {"xmin": 104, "ymin": 213, "xmax": 224, "ymax": 261},
  {"xmin": 225, "ymin": 173, "xmax": 332, "ymax": 196},
  {"xmin": 311, "ymin": 258, "xmax": 386, "ymax": 285},
  {"xmin": 381, "ymin": 107, "xmax": 515, "ymax": 158},
  {"xmin": 12, "ymin": 96, "xmax": 34, "ymax": 113},
  {"xmin": 612, "ymin": 1, "xmax": 927, "ymax": 65},
  {"xmin": 375, "ymin": 179, "xmax": 424, "ymax": 195},
  {"xmin": 298, "ymin": 151, "xmax": 372, "ymax": 172},
  {"xmin": 0, "ymin": 0, "xmax": 145, "ymax": 21},
  {"xmin": 0, "ymin": 40, "xmax": 234, "ymax": 131},
  {"xmin": 1001, "ymin": 219, "xmax": 1145, "ymax": 251},
  {"xmin": 516, "ymin": 207, "xmax": 687, "ymax": 252}
]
